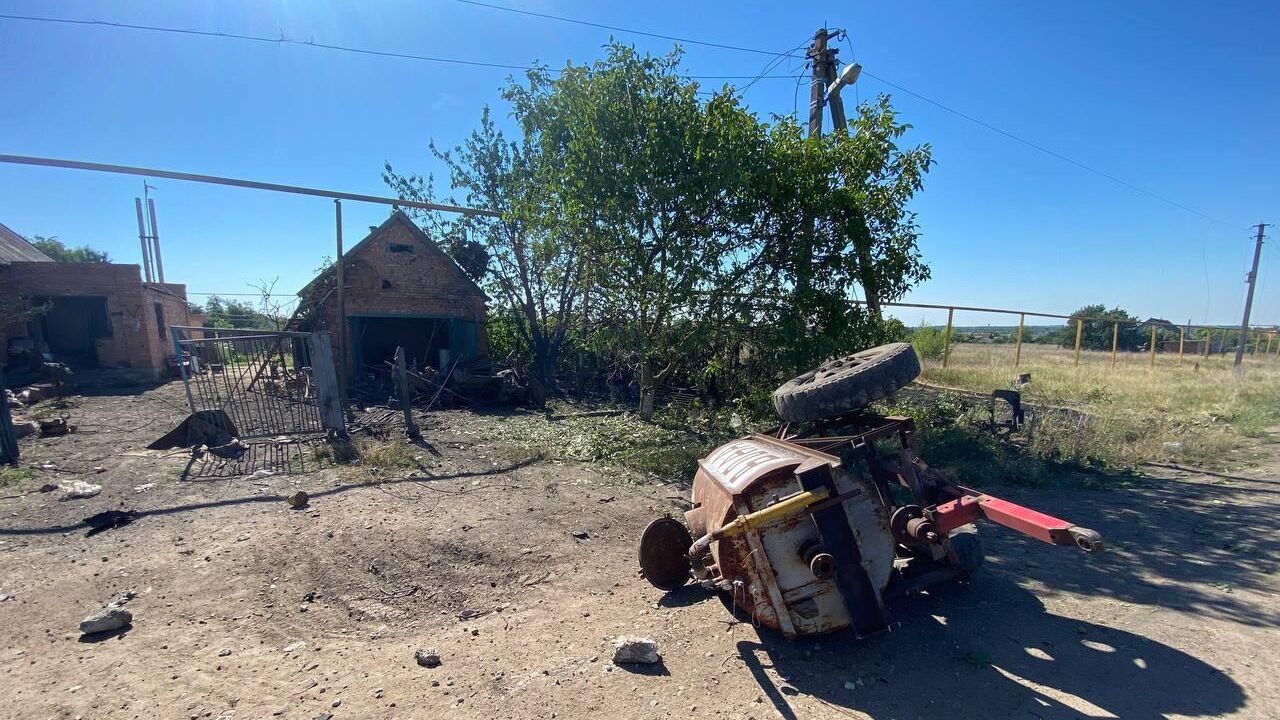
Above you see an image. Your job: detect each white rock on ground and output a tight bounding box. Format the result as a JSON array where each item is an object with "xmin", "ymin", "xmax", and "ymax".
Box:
[
  {"xmin": 60, "ymin": 481, "xmax": 102, "ymax": 499},
  {"xmin": 414, "ymin": 648, "xmax": 442, "ymax": 668},
  {"xmin": 612, "ymin": 636, "xmax": 660, "ymax": 665}
]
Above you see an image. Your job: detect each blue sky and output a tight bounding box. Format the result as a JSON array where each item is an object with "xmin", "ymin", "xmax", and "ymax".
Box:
[{"xmin": 1, "ymin": 0, "xmax": 1276, "ymax": 329}]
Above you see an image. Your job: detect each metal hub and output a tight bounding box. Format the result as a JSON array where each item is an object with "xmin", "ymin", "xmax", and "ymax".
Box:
[{"xmin": 638, "ymin": 517, "xmax": 693, "ymax": 591}]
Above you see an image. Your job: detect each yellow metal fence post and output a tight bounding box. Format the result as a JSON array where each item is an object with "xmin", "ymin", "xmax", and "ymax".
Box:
[
  {"xmin": 1014, "ymin": 313, "xmax": 1025, "ymax": 367},
  {"xmin": 1110, "ymin": 321, "xmax": 1119, "ymax": 368},
  {"xmin": 1149, "ymin": 325, "xmax": 1157, "ymax": 367},
  {"xmin": 942, "ymin": 308, "xmax": 954, "ymax": 368},
  {"xmin": 1073, "ymin": 319, "xmax": 1084, "ymax": 367}
]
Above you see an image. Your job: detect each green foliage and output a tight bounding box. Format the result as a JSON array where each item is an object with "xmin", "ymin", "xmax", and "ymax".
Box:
[
  {"xmin": 910, "ymin": 322, "xmax": 949, "ymax": 360},
  {"xmin": 200, "ymin": 295, "xmax": 278, "ymax": 330},
  {"xmin": 1058, "ymin": 304, "xmax": 1142, "ymax": 351},
  {"xmin": 0, "ymin": 466, "xmax": 34, "ymax": 488},
  {"xmin": 386, "ymin": 43, "xmax": 933, "ymax": 416},
  {"xmin": 31, "ymin": 236, "xmax": 109, "ymax": 263}
]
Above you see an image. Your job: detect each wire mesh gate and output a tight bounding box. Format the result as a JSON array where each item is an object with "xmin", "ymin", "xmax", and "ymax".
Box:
[{"xmin": 170, "ymin": 326, "xmax": 344, "ymax": 438}]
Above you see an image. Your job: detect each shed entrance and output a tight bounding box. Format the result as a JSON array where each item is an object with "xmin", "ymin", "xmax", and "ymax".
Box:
[
  {"xmin": 350, "ymin": 316, "xmax": 450, "ymax": 371},
  {"xmin": 35, "ymin": 296, "xmax": 112, "ymax": 367}
]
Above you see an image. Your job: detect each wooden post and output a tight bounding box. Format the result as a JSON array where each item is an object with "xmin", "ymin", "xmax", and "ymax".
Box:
[
  {"xmin": 394, "ymin": 346, "xmax": 420, "ymax": 439},
  {"xmin": 807, "ymin": 28, "xmax": 830, "ymax": 137},
  {"xmin": 942, "ymin": 308, "xmax": 954, "ymax": 368},
  {"xmin": 308, "ymin": 331, "xmax": 346, "ymax": 435},
  {"xmin": 0, "ymin": 367, "xmax": 18, "ymax": 465},
  {"xmin": 1178, "ymin": 327, "xmax": 1185, "ymax": 364},
  {"xmin": 1013, "ymin": 313, "xmax": 1025, "ymax": 367},
  {"xmin": 1110, "ymin": 322, "xmax": 1119, "ymax": 368},
  {"xmin": 1073, "ymin": 319, "xmax": 1083, "ymax": 367},
  {"xmin": 1149, "ymin": 325, "xmax": 1157, "ymax": 368},
  {"xmin": 334, "ymin": 200, "xmax": 351, "ymax": 421}
]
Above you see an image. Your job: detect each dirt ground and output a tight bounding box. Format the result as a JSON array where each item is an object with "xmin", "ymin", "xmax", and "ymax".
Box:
[{"xmin": 1, "ymin": 380, "xmax": 1277, "ymax": 720}]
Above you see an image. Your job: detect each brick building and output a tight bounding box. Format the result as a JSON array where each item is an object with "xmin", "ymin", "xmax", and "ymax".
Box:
[
  {"xmin": 0, "ymin": 222, "xmax": 192, "ymax": 380},
  {"xmin": 293, "ymin": 211, "xmax": 488, "ymax": 377}
]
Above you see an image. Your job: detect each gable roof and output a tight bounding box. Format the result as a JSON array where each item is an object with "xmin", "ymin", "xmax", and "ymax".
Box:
[
  {"xmin": 0, "ymin": 222, "xmax": 54, "ymax": 264},
  {"xmin": 296, "ymin": 210, "xmax": 487, "ymax": 300}
]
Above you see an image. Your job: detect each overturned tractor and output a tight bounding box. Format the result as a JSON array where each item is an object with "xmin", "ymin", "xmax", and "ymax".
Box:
[{"xmin": 639, "ymin": 343, "xmax": 1103, "ymax": 638}]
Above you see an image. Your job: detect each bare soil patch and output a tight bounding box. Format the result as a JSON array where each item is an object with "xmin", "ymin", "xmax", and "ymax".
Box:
[{"xmin": 0, "ymin": 380, "xmax": 1276, "ymax": 719}]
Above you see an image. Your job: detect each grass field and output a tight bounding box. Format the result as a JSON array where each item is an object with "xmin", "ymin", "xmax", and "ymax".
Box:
[{"xmin": 917, "ymin": 342, "xmax": 1280, "ymax": 471}]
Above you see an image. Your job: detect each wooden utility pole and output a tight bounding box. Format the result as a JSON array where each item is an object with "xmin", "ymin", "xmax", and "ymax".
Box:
[
  {"xmin": 807, "ymin": 27, "xmax": 882, "ymax": 319},
  {"xmin": 1013, "ymin": 313, "xmax": 1025, "ymax": 367},
  {"xmin": 807, "ymin": 28, "xmax": 832, "ymax": 137},
  {"xmin": 334, "ymin": 200, "xmax": 352, "ymax": 421},
  {"xmin": 1234, "ymin": 222, "xmax": 1267, "ymax": 369},
  {"xmin": 394, "ymin": 346, "xmax": 420, "ymax": 439}
]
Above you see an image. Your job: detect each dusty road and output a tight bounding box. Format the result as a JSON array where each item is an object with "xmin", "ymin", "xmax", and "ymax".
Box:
[{"xmin": 0, "ymin": 381, "xmax": 1276, "ymax": 719}]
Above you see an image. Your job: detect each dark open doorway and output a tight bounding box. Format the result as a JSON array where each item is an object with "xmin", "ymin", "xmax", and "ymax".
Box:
[
  {"xmin": 350, "ymin": 316, "xmax": 450, "ymax": 372},
  {"xmin": 35, "ymin": 296, "xmax": 111, "ymax": 367}
]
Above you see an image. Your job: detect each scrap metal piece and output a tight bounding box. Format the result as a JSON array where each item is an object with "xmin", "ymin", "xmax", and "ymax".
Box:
[{"xmin": 638, "ymin": 517, "xmax": 693, "ymax": 591}]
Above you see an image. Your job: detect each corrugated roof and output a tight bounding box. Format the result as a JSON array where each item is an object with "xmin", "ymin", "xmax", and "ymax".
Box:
[{"xmin": 0, "ymin": 222, "xmax": 54, "ymax": 264}]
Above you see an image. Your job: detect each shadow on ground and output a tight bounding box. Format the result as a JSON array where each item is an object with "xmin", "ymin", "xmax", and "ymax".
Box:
[
  {"xmin": 0, "ymin": 456, "xmax": 540, "ymax": 537},
  {"xmin": 732, "ymin": 576, "xmax": 1244, "ymax": 720},
  {"xmin": 983, "ymin": 473, "xmax": 1280, "ymax": 629}
]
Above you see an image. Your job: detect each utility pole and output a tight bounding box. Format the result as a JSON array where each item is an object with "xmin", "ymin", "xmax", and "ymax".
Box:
[
  {"xmin": 1234, "ymin": 222, "xmax": 1268, "ymax": 369},
  {"xmin": 807, "ymin": 28, "xmax": 833, "ymax": 137},
  {"xmin": 808, "ymin": 27, "xmax": 881, "ymax": 317}
]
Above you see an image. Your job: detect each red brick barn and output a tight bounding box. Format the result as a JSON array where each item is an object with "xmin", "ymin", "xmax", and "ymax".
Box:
[
  {"xmin": 292, "ymin": 211, "xmax": 488, "ymax": 378},
  {"xmin": 0, "ymin": 221, "xmax": 192, "ymax": 381}
]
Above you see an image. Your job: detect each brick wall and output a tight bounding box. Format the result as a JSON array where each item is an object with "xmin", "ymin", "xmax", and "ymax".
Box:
[
  {"xmin": 308, "ymin": 216, "xmax": 489, "ymax": 368},
  {"xmin": 0, "ymin": 261, "xmax": 190, "ymax": 377}
]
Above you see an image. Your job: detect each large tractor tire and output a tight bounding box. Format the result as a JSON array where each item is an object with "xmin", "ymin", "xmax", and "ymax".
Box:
[{"xmin": 772, "ymin": 343, "xmax": 921, "ymax": 424}]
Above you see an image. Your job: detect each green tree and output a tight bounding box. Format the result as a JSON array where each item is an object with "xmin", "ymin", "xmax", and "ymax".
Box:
[
  {"xmin": 385, "ymin": 43, "xmax": 933, "ymax": 419},
  {"xmin": 31, "ymin": 236, "xmax": 109, "ymax": 263},
  {"xmin": 1060, "ymin": 304, "xmax": 1142, "ymax": 351},
  {"xmin": 510, "ymin": 45, "xmax": 768, "ymax": 417},
  {"xmin": 201, "ymin": 295, "xmax": 277, "ymax": 330},
  {"xmin": 384, "ymin": 107, "xmax": 581, "ymax": 407}
]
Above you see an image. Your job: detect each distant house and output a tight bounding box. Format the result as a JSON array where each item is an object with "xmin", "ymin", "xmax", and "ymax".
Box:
[
  {"xmin": 291, "ymin": 211, "xmax": 488, "ymax": 378},
  {"xmin": 1138, "ymin": 317, "xmax": 1178, "ymax": 330},
  {"xmin": 0, "ymin": 221, "xmax": 193, "ymax": 380}
]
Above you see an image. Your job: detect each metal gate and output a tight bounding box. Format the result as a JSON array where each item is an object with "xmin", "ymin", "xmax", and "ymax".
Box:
[{"xmin": 171, "ymin": 326, "xmax": 344, "ymax": 438}]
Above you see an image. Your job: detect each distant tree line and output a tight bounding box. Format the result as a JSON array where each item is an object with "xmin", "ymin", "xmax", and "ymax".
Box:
[{"xmin": 31, "ymin": 236, "xmax": 110, "ymax": 263}]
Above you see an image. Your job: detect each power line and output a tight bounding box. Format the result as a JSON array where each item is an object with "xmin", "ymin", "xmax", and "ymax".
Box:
[
  {"xmin": 0, "ymin": 13, "xmax": 530, "ymax": 71},
  {"xmin": 855, "ymin": 70, "xmax": 1242, "ymax": 228},
  {"xmin": 451, "ymin": 0, "xmax": 803, "ymax": 59},
  {"xmin": 3, "ymin": 10, "xmax": 1247, "ymax": 227},
  {"xmin": 737, "ymin": 38, "xmax": 812, "ymax": 94},
  {"xmin": 0, "ymin": 13, "xmax": 799, "ymax": 82},
  {"xmin": 452, "ymin": 3, "xmax": 1245, "ymax": 229}
]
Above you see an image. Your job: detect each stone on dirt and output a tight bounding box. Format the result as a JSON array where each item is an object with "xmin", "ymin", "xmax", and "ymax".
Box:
[
  {"xmin": 414, "ymin": 647, "xmax": 442, "ymax": 668},
  {"xmin": 60, "ymin": 481, "xmax": 102, "ymax": 499},
  {"xmin": 286, "ymin": 491, "xmax": 309, "ymax": 509},
  {"xmin": 612, "ymin": 636, "xmax": 660, "ymax": 665},
  {"xmin": 79, "ymin": 605, "xmax": 132, "ymax": 635}
]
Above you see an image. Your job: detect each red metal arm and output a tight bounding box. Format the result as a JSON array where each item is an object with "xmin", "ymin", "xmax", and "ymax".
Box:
[{"xmin": 930, "ymin": 488, "xmax": 1104, "ymax": 553}]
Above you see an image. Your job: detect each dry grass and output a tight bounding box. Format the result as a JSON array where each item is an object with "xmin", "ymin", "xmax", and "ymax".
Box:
[{"xmin": 919, "ymin": 343, "xmax": 1280, "ymax": 469}]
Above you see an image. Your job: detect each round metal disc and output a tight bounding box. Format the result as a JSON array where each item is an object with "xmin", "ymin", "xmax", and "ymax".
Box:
[{"xmin": 638, "ymin": 517, "xmax": 693, "ymax": 591}]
